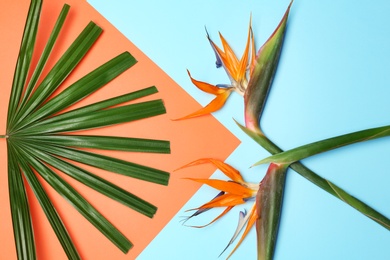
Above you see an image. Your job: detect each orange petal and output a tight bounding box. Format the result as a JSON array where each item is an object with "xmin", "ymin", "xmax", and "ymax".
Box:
[
  {"xmin": 250, "ymin": 26, "xmax": 256, "ymax": 77},
  {"xmin": 199, "ymin": 193, "xmax": 246, "ymax": 208},
  {"xmin": 175, "ymin": 158, "xmax": 245, "ymax": 184},
  {"xmin": 172, "ymin": 89, "xmax": 232, "ymax": 120},
  {"xmin": 207, "ymin": 32, "xmax": 227, "ymax": 63},
  {"xmin": 186, "ymin": 206, "xmax": 233, "ymax": 228},
  {"xmin": 184, "ymin": 178, "xmax": 254, "ymax": 196},
  {"xmin": 227, "ymin": 204, "xmax": 257, "ymax": 259},
  {"xmin": 236, "ymin": 18, "xmax": 252, "ymax": 82},
  {"xmin": 219, "ymin": 32, "xmax": 239, "ymax": 76},
  {"xmin": 187, "ymin": 70, "xmax": 224, "ymax": 95}
]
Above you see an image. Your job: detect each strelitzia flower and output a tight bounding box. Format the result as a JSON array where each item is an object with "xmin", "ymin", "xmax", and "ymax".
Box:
[
  {"xmin": 206, "ymin": 23, "xmax": 255, "ymax": 95},
  {"xmin": 177, "ymin": 158, "xmax": 287, "ymax": 260},
  {"xmin": 219, "ymin": 162, "xmax": 288, "ymax": 260},
  {"xmin": 174, "ymin": 19, "xmax": 255, "ymax": 120},
  {"xmin": 177, "ymin": 158, "xmax": 258, "ymax": 226},
  {"xmin": 175, "ymin": 1, "xmax": 390, "ymax": 259}
]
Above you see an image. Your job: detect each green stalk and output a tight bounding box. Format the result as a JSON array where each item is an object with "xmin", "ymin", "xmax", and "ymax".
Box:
[
  {"xmin": 256, "ymin": 125, "xmax": 390, "ymax": 166},
  {"xmin": 242, "ymin": 4, "xmax": 292, "ymax": 259},
  {"xmin": 237, "ymin": 122, "xmax": 390, "ymax": 230}
]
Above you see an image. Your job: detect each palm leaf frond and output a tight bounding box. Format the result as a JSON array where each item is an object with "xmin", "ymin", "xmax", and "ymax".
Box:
[
  {"xmin": 17, "ymin": 146, "xmax": 133, "ymax": 253},
  {"xmin": 10, "ymin": 21, "xmax": 103, "ymax": 132},
  {"xmin": 19, "ymin": 4, "xmax": 71, "ymax": 109},
  {"xmin": 10, "ymin": 144, "xmax": 80, "ymax": 260},
  {"xmin": 8, "ymin": 146, "xmax": 36, "ymax": 259},
  {"xmin": 7, "ymin": 0, "xmax": 42, "ymax": 127},
  {"xmin": 4, "ymin": 1, "xmax": 170, "ymax": 258}
]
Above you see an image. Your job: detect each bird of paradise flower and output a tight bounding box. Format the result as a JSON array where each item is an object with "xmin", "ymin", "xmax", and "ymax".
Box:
[
  {"xmin": 174, "ymin": 20, "xmax": 254, "ymax": 121},
  {"xmin": 175, "ymin": 1, "xmax": 390, "ymax": 259},
  {"xmin": 176, "ymin": 158, "xmax": 286, "ymax": 260}
]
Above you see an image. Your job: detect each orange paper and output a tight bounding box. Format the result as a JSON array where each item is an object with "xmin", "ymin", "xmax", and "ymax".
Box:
[{"xmin": 0, "ymin": 0, "xmax": 239, "ymax": 259}]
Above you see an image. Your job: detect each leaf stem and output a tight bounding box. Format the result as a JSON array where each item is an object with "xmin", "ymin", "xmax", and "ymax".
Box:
[
  {"xmin": 257, "ymin": 125, "xmax": 390, "ymax": 166},
  {"xmin": 236, "ymin": 121, "xmax": 390, "ymax": 230}
]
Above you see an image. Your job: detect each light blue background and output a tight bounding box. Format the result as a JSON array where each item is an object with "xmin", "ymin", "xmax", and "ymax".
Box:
[{"xmin": 88, "ymin": 1, "xmax": 390, "ymax": 259}]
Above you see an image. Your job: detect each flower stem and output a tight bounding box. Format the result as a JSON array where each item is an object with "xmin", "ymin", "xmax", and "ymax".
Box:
[
  {"xmin": 236, "ymin": 121, "xmax": 390, "ymax": 230},
  {"xmin": 256, "ymin": 125, "xmax": 390, "ymax": 166}
]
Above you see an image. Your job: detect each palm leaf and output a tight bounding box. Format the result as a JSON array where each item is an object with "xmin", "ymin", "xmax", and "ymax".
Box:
[
  {"xmin": 7, "ymin": 0, "xmax": 42, "ymax": 126},
  {"xmin": 15, "ymin": 51, "xmax": 137, "ymax": 131},
  {"xmin": 18, "ymin": 99, "xmax": 166, "ymax": 135},
  {"xmin": 21, "ymin": 135, "xmax": 170, "ymax": 153},
  {"xmin": 3, "ymin": 1, "xmax": 170, "ymax": 258},
  {"xmin": 11, "ymin": 21, "xmax": 103, "ymax": 132},
  {"xmin": 7, "ymin": 145, "xmax": 36, "ymax": 259},
  {"xmin": 18, "ymin": 4, "xmax": 70, "ymax": 109},
  {"xmin": 10, "ymin": 144, "xmax": 80, "ymax": 260},
  {"xmin": 17, "ymin": 146, "xmax": 133, "ymax": 254}
]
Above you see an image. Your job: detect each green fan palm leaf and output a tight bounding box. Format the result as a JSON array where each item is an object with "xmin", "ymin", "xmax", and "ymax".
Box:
[{"xmin": 3, "ymin": 0, "xmax": 170, "ymax": 258}]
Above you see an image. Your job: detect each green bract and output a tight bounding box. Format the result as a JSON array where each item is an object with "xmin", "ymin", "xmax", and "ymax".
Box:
[{"xmin": 2, "ymin": 1, "xmax": 170, "ymax": 259}]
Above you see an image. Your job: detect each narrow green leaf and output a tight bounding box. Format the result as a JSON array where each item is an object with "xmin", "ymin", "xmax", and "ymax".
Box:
[
  {"xmin": 17, "ymin": 52, "xmax": 137, "ymax": 130},
  {"xmin": 23, "ymin": 135, "xmax": 170, "ymax": 154},
  {"xmin": 20, "ymin": 99, "xmax": 166, "ymax": 135},
  {"xmin": 18, "ymin": 146, "xmax": 133, "ymax": 253},
  {"xmin": 18, "ymin": 142, "xmax": 157, "ymax": 217},
  {"xmin": 255, "ymin": 125, "xmax": 390, "ymax": 166},
  {"xmin": 11, "ymin": 146, "xmax": 81, "ymax": 260},
  {"xmin": 7, "ymin": 0, "xmax": 42, "ymax": 128},
  {"xmin": 11, "ymin": 22, "xmax": 103, "ymax": 132},
  {"xmin": 19, "ymin": 4, "xmax": 70, "ymax": 109},
  {"xmin": 327, "ymin": 180, "xmax": 390, "ymax": 229},
  {"xmin": 7, "ymin": 143, "xmax": 36, "ymax": 260},
  {"xmin": 22, "ymin": 141, "xmax": 170, "ymax": 185}
]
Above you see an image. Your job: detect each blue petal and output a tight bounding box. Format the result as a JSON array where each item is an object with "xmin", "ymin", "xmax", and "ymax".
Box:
[
  {"xmin": 205, "ymin": 27, "xmax": 223, "ymax": 68},
  {"xmin": 219, "ymin": 209, "xmax": 249, "ymax": 257},
  {"xmin": 181, "ymin": 191, "xmax": 225, "ymax": 225},
  {"xmin": 216, "ymin": 84, "xmax": 232, "ymax": 89}
]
